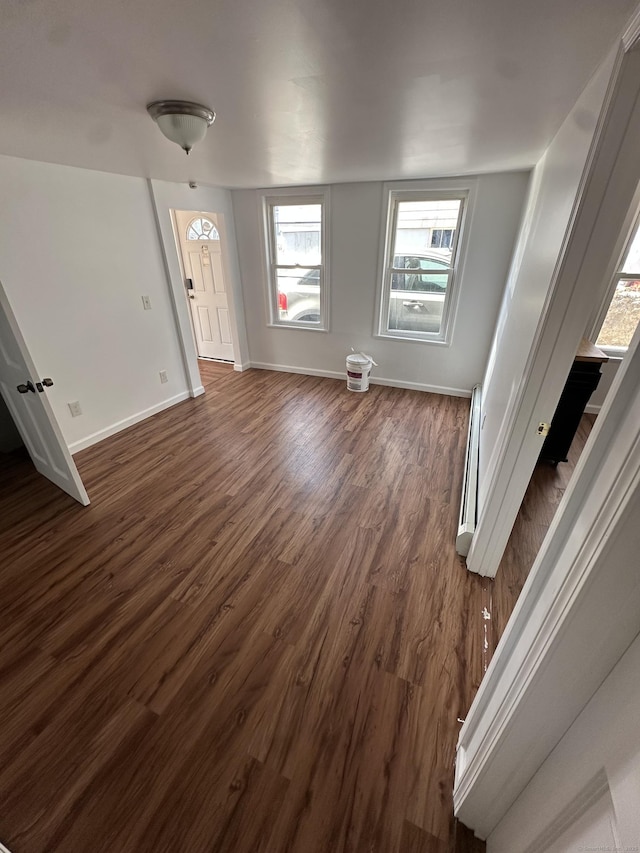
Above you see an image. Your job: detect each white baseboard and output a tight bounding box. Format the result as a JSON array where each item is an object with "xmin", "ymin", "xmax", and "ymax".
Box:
[
  {"xmin": 585, "ymin": 403, "xmax": 601, "ymax": 414},
  {"xmin": 233, "ymin": 362, "xmax": 250, "ymax": 372},
  {"xmin": 369, "ymin": 375, "xmax": 471, "ymax": 397},
  {"xmin": 249, "ymin": 361, "xmax": 472, "ymax": 398},
  {"xmin": 250, "ymin": 361, "xmax": 343, "ymax": 381},
  {"xmin": 190, "ymin": 385, "xmax": 205, "ymax": 398},
  {"xmin": 69, "ymin": 391, "xmax": 191, "ymax": 454}
]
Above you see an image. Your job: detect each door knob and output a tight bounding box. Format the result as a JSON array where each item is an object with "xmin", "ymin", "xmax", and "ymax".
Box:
[{"xmin": 17, "ymin": 381, "xmax": 36, "ymax": 394}]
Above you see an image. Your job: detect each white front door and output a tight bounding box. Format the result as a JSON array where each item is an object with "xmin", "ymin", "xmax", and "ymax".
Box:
[
  {"xmin": 0, "ymin": 282, "xmax": 89, "ymax": 506},
  {"xmin": 175, "ymin": 211, "xmax": 234, "ymax": 361}
]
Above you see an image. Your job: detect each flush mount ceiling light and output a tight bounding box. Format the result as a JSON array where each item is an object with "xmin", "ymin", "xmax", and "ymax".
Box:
[{"xmin": 146, "ymin": 100, "xmax": 215, "ymax": 155}]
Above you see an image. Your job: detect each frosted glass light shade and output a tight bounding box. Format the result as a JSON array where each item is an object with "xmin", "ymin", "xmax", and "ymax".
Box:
[
  {"xmin": 147, "ymin": 100, "xmax": 215, "ymax": 155},
  {"xmin": 156, "ymin": 114, "xmax": 208, "ymax": 153}
]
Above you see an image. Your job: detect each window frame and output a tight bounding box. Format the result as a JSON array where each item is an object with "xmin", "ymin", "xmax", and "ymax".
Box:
[
  {"xmin": 589, "ymin": 212, "xmax": 640, "ymax": 358},
  {"xmin": 376, "ymin": 183, "xmax": 471, "ymax": 345},
  {"xmin": 262, "ymin": 187, "xmax": 330, "ymax": 332},
  {"xmin": 186, "ymin": 216, "xmax": 220, "ymax": 241}
]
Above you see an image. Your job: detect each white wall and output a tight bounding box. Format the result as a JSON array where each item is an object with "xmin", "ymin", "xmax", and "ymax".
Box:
[
  {"xmin": 149, "ymin": 180, "xmax": 250, "ymax": 386},
  {"xmin": 0, "ymin": 155, "xmax": 190, "ymax": 452},
  {"xmin": 477, "ymin": 55, "xmax": 615, "ymax": 509},
  {"xmin": 487, "ymin": 630, "xmax": 640, "ymax": 853},
  {"xmin": 232, "ymin": 172, "xmax": 529, "ymax": 395}
]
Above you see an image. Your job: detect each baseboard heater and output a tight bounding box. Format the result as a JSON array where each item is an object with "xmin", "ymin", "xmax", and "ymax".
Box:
[{"xmin": 456, "ymin": 384, "xmax": 482, "ymax": 557}]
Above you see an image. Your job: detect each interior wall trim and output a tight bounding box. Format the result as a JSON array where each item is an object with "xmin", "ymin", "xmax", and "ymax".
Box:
[
  {"xmin": 454, "ymin": 319, "xmax": 640, "ymax": 838},
  {"xmin": 69, "ymin": 391, "xmax": 190, "ymax": 454},
  {"xmin": 249, "ymin": 361, "xmax": 472, "ymax": 397}
]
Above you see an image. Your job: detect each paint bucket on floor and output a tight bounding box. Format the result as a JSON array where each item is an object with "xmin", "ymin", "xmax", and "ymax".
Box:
[{"xmin": 346, "ymin": 352, "xmax": 375, "ymax": 392}]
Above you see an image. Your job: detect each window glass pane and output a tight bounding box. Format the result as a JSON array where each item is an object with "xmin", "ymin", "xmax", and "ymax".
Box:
[
  {"xmin": 275, "ymin": 267, "xmax": 321, "ymax": 325},
  {"xmin": 273, "ymin": 204, "xmax": 322, "ymax": 266},
  {"xmin": 621, "ymin": 226, "xmax": 640, "ymax": 273},
  {"xmin": 187, "ymin": 217, "xmax": 219, "ymax": 240},
  {"xmin": 596, "ymin": 279, "xmax": 640, "ymax": 348},
  {"xmin": 387, "ymin": 289, "xmax": 445, "ymax": 334},
  {"xmin": 393, "ymin": 199, "xmax": 461, "ymax": 265},
  {"xmin": 391, "ymin": 254, "xmax": 449, "ymax": 293}
]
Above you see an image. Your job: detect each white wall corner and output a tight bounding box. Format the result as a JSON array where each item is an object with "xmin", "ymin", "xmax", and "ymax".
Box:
[
  {"xmin": 147, "ymin": 179, "xmax": 201, "ymax": 397},
  {"xmin": 69, "ymin": 392, "xmax": 190, "ymax": 454},
  {"xmin": 190, "ymin": 385, "xmax": 205, "ymax": 397}
]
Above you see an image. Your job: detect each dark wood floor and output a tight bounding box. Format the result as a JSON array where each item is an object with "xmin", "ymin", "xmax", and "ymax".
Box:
[
  {"xmin": 490, "ymin": 412, "xmax": 596, "ymax": 650},
  {"xmin": 0, "ymin": 362, "xmax": 589, "ymax": 853}
]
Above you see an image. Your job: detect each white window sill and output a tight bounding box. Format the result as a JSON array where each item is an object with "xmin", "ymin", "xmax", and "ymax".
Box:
[
  {"xmin": 374, "ymin": 331, "xmax": 450, "ymax": 346},
  {"xmin": 266, "ymin": 322, "xmax": 329, "ymax": 333}
]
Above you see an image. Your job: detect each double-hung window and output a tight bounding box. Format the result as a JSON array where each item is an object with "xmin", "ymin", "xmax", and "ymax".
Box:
[
  {"xmin": 264, "ymin": 190, "xmax": 329, "ymax": 330},
  {"xmin": 592, "ymin": 218, "xmax": 640, "ymax": 356},
  {"xmin": 378, "ymin": 190, "xmax": 467, "ymax": 342}
]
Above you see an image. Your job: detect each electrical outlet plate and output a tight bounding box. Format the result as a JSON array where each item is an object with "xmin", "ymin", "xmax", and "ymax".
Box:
[
  {"xmin": 159, "ymin": 370, "xmax": 168, "ymax": 384},
  {"xmin": 68, "ymin": 401, "xmax": 82, "ymax": 417},
  {"xmin": 142, "ymin": 295, "xmax": 152, "ymax": 310}
]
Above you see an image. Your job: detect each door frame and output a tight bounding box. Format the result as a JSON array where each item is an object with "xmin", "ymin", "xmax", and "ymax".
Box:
[
  {"xmin": 455, "ymin": 318, "xmax": 640, "ymax": 839},
  {"xmin": 467, "ymin": 23, "xmax": 640, "ymax": 578},
  {"xmin": 454, "ymin": 15, "xmax": 640, "ymax": 837},
  {"xmin": 172, "ymin": 209, "xmax": 235, "ymax": 363},
  {"xmin": 148, "ymin": 181, "xmax": 251, "ymax": 397}
]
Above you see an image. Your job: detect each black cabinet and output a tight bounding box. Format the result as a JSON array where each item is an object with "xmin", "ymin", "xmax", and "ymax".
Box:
[{"xmin": 540, "ymin": 346, "xmax": 606, "ymax": 465}]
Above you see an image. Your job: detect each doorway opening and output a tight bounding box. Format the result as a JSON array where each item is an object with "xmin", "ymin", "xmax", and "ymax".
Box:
[
  {"xmin": 172, "ymin": 210, "xmax": 236, "ymax": 388},
  {"xmin": 487, "ymin": 212, "xmax": 640, "ymax": 661},
  {"xmin": 0, "ymin": 388, "xmax": 29, "ymax": 487}
]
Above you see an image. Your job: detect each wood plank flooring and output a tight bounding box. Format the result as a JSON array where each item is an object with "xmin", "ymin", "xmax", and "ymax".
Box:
[
  {"xmin": 0, "ymin": 362, "xmax": 491, "ymax": 853},
  {"xmin": 490, "ymin": 413, "xmax": 596, "ymax": 650}
]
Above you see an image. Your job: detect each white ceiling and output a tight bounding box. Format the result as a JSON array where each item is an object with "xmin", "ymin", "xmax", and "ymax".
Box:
[{"xmin": 0, "ymin": 0, "xmax": 636, "ymax": 188}]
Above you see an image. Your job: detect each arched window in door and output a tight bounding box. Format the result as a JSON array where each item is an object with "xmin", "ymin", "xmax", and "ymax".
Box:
[{"xmin": 186, "ymin": 217, "xmax": 220, "ymax": 241}]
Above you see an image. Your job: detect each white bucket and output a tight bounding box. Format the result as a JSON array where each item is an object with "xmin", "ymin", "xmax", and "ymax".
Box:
[{"xmin": 346, "ymin": 353, "xmax": 373, "ymax": 392}]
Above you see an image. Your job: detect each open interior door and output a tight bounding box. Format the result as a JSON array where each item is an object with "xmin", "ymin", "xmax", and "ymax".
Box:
[{"xmin": 0, "ymin": 282, "xmax": 89, "ymax": 506}]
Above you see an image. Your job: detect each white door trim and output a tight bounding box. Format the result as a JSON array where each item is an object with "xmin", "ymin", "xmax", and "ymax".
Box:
[
  {"xmin": 147, "ymin": 182, "xmax": 251, "ymax": 392},
  {"xmin": 147, "ymin": 184, "xmax": 204, "ymax": 397},
  {"xmin": 454, "ymin": 315, "xmax": 640, "ymax": 838},
  {"xmin": 173, "ymin": 210, "xmax": 235, "ymax": 362},
  {"xmin": 0, "ymin": 281, "xmax": 90, "ymax": 505},
  {"xmin": 454, "ymin": 21, "xmax": 640, "ymax": 836},
  {"xmin": 488, "ymin": 633, "xmax": 640, "ymax": 853},
  {"xmin": 467, "ymin": 37, "xmax": 640, "ymax": 577}
]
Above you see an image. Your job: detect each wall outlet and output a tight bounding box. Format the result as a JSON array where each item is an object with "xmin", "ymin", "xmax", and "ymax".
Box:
[
  {"xmin": 142, "ymin": 295, "xmax": 152, "ymax": 310},
  {"xmin": 68, "ymin": 401, "xmax": 82, "ymax": 417},
  {"xmin": 159, "ymin": 370, "xmax": 168, "ymax": 384}
]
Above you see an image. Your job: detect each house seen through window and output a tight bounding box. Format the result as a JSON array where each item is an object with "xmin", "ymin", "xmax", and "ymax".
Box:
[
  {"xmin": 378, "ymin": 193, "xmax": 466, "ymax": 342},
  {"xmin": 264, "ymin": 194, "xmax": 328, "ymax": 329},
  {"xmin": 596, "ymin": 222, "xmax": 640, "ymax": 352},
  {"xmin": 187, "ymin": 217, "xmax": 220, "ymax": 241}
]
